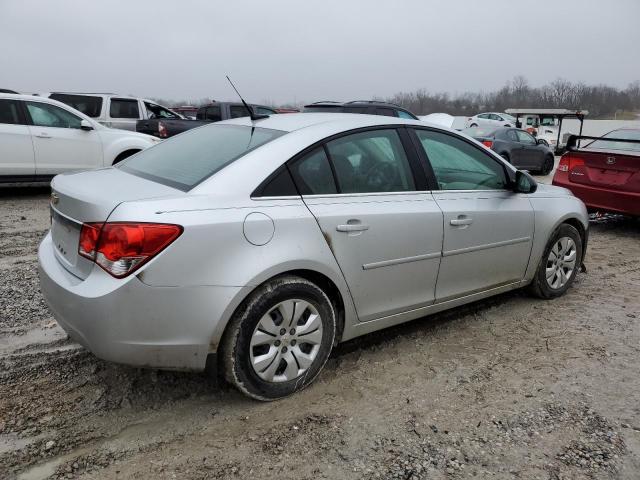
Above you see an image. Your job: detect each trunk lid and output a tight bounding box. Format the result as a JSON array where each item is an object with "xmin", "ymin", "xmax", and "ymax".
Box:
[
  {"xmin": 568, "ymin": 149, "xmax": 640, "ymax": 193},
  {"xmin": 49, "ymin": 167, "xmax": 182, "ymax": 279}
]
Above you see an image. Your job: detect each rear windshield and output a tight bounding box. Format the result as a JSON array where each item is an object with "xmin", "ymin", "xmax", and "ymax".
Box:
[
  {"xmin": 586, "ymin": 129, "xmax": 640, "ymax": 152},
  {"xmin": 118, "ymin": 124, "xmax": 285, "ymax": 191},
  {"xmin": 463, "ymin": 127, "xmax": 497, "ymax": 138},
  {"xmin": 50, "ymin": 94, "xmax": 103, "ymax": 117}
]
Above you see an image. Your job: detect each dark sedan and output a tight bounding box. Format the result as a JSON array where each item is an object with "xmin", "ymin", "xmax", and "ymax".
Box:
[{"xmin": 463, "ymin": 127, "xmax": 555, "ymax": 175}]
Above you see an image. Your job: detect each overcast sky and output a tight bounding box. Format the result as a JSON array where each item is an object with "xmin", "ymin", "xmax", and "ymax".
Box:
[{"xmin": 1, "ymin": 0, "xmax": 639, "ymax": 105}]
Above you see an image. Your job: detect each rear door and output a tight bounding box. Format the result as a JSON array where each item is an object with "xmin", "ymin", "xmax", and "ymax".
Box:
[
  {"xmin": 107, "ymin": 98, "xmax": 140, "ymax": 130},
  {"xmin": 290, "ymin": 128, "xmax": 444, "ymax": 322},
  {"xmin": 411, "ymin": 128, "xmax": 534, "ymax": 301},
  {"xmin": 24, "ymin": 100, "xmax": 103, "ymax": 175},
  {"xmin": 0, "ymin": 99, "xmax": 35, "ymax": 177}
]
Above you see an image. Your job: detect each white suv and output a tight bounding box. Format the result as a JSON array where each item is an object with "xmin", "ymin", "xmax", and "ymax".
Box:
[
  {"xmin": 47, "ymin": 93, "xmax": 183, "ymax": 131},
  {"xmin": 0, "ymin": 94, "xmax": 160, "ymax": 182}
]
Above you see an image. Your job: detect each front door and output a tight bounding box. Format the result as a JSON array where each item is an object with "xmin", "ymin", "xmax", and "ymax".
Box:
[
  {"xmin": 515, "ymin": 129, "xmax": 543, "ymax": 169},
  {"xmin": 288, "ymin": 128, "xmax": 444, "ymax": 322},
  {"xmin": 24, "ymin": 101, "xmax": 103, "ymax": 175},
  {"xmin": 412, "ymin": 128, "xmax": 534, "ymax": 301}
]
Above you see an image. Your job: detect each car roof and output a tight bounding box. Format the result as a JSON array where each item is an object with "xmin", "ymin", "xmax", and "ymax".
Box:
[
  {"xmin": 304, "ymin": 100, "xmax": 407, "ymax": 109},
  {"xmin": 219, "ymin": 112, "xmax": 428, "ymax": 134}
]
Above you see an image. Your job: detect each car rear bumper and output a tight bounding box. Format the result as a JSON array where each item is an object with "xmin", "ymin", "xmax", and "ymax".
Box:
[
  {"xmin": 38, "ymin": 232, "xmax": 242, "ymax": 371},
  {"xmin": 552, "ymin": 177, "xmax": 640, "ymax": 216}
]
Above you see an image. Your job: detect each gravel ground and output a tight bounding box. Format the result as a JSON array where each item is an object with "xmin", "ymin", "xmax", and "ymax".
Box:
[{"xmin": 0, "ymin": 177, "xmax": 639, "ymax": 480}]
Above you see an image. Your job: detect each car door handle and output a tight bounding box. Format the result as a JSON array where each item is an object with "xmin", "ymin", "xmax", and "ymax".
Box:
[
  {"xmin": 35, "ymin": 133, "xmax": 51, "ymax": 139},
  {"xmin": 336, "ymin": 223, "xmax": 369, "ymax": 232},
  {"xmin": 450, "ymin": 216, "xmax": 473, "ymax": 226}
]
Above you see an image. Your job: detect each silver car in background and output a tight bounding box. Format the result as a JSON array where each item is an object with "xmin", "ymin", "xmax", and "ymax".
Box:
[{"xmin": 39, "ymin": 113, "xmax": 588, "ymax": 400}]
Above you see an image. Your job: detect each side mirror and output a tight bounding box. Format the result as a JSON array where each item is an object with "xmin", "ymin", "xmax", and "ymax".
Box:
[
  {"xmin": 80, "ymin": 119, "xmax": 94, "ymax": 131},
  {"xmin": 514, "ymin": 170, "xmax": 537, "ymax": 194}
]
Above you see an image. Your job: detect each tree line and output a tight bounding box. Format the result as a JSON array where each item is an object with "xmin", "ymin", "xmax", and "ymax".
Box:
[{"xmin": 385, "ymin": 77, "xmax": 640, "ymax": 118}]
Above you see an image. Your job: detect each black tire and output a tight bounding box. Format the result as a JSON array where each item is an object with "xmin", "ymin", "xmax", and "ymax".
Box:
[
  {"xmin": 541, "ymin": 154, "xmax": 555, "ymax": 175},
  {"xmin": 499, "ymin": 152, "xmax": 510, "ymax": 163},
  {"xmin": 529, "ymin": 224, "xmax": 583, "ymax": 299},
  {"xmin": 470, "ymin": 123, "xmax": 478, "ymax": 128},
  {"xmin": 221, "ymin": 276, "xmax": 336, "ymax": 401}
]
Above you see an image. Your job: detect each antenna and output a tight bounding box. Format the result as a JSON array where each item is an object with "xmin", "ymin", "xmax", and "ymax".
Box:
[{"xmin": 226, "ymin": 76, "xmax": 269, "ymax": 121}]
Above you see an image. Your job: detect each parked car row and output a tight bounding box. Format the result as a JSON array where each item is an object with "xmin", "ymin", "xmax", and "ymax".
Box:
[{"xmin": 0, "ymin": 93, "xmax": 160, "ymax": 182}]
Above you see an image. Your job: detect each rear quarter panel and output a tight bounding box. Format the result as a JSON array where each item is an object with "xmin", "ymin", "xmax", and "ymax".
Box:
[{"xmin": 107, "ymin": 195, "xmax": 358, "ymax": 347}]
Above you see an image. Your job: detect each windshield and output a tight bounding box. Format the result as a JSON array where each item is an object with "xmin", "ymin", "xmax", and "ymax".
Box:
[
  {"xmin": 119, "ymin": 124, "xmax": 285, "ymax": 191},
  {"xmin": 586, "ymin": 129, "xmax": 640, "ymax": 152}
]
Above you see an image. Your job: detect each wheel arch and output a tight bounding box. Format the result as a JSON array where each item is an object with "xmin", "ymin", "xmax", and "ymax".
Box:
[{"xmin": 112, "ymin": 148, "xmax": 141, "ymax": 165}]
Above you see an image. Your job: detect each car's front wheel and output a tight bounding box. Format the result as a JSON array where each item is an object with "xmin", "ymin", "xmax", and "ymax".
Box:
[
  {"xmin": 221, "ymin": 276, "xmax": 336, "ymax": 401},
  {"xmin": 529, "ymin": 224, "xmax": 582, "ymax": 299}
]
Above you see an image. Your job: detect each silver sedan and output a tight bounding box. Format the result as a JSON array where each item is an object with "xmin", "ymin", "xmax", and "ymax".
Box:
[{"xmin": 39, "ymin": 113, "xmax": 588, "ymax": 400}]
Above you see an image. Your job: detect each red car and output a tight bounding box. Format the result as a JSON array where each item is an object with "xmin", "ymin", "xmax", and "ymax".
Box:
[{"xmin": 552, "ymin": 129, "xmax": 640, "ymax": 216}]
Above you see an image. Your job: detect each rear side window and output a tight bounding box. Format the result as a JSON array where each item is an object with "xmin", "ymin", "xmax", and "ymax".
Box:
[
  {"xmin": 200, "ymin": 106, "xmax": 221, "ymax": 121},
  {"xmin": 415, "ymin": 129, "xmax": 507, "ymax": 191},
  {"xmin": 109, "ymin": 98, "xmax": 139, "ymax": 118},
  {"xmin": 230, "ymin": 105, "xmax": 251, "ymax": 118},
  {"xmin": 119, "ymin": 125, "xmax": 285, "ymax": 191},
  {"xmin": 374, "ymin": 107, "xmax": 397, "ymax": 117},
  {"xmin": 0, "ymin": 99, "xmax": 23, "ymax": 124},
  {"xmin": 342, "ymin": 106, "xmax": 368, "ymax": 114},
  {"xmin": 289, "ymin": 148, "xmax": 337, "ymax": 195},
  {"xmin": 50, "ymin": 94, "xmax": 103, "ymax": 118},
  {"xmin": 325, "ymin": 129, "xmax": 415, "ymax": 193}
]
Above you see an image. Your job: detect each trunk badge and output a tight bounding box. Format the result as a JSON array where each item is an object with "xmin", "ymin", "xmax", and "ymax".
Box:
[
  {"xmin": 51, "ymin": 192, "xmax": 59, "ymax": 205},
  {"xmin": 606, "ymin": 157, "xmax": 616, "ymax": 165}
]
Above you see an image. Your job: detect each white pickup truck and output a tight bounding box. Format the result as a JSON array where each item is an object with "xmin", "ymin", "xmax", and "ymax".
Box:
[{"xmin": 47, "ymin": 92, "xmax": 183, "ymax": 131}]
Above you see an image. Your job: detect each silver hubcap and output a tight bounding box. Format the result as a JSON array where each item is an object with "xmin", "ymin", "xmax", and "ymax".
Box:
[
  {"xmin": 249, "ymin": 299, "xmax": 323, "ymax": 383},
  {"xmin": 546, "ymin": 237, "xmax": 577, "ymax": 289}
]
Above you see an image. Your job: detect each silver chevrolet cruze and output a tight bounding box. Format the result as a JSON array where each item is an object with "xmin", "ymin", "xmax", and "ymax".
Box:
[{"xmin": 39, "ymin": 113, "xmax": 588, "ymax": 400}]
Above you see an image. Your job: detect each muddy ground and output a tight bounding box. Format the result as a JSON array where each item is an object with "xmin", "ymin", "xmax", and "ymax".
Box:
[{"xmin": 1, "ymin": 178, "xmax": 639, "ymax": 480}]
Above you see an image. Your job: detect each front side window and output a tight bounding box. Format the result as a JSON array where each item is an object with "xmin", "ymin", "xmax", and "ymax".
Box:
[
  {"xmin": 415, "ymin": 129, "xmax": 508, "ymax": 191},
  {"xmin": 144, "ymin": 102, "xmax": 180, "ymax": 119},
  {"xmin": 289, "ymin": 148, "xmax": 337, "ymax": 195},
  {"xmin": 256, "ymin": 107, "xmax": 276, "ymax": 115},
  {"xmin": 506, "ymin": 130, "xmax": 519, "ymax": 142},
  {"xmin": 397, "ymin": 110, "xmax": 415, "ymax": 119},
  {"xmin": 49, "ymin": 94, "xmax": 103, "ymax": 118},
  {"xmin": 25, "ymin": 101, "xmax": 82, "ymax": 129},
  {"xmin": 109, "ymin": 98, "xmax": 140, "ymax": 119},
  {"xmin": 516, "ymin": 130, "xmax": 536, "ymax": 145},
  {"xmin": 0, "ymin": 99, "xmax": 23, "ymax": 125},
  {"xmin": 325, "ymin": 129, "xmax": 415, "ymax": 193},
  {"xmin": 119, "ymin": 125, "xmax": 285, "ymax": 191}
]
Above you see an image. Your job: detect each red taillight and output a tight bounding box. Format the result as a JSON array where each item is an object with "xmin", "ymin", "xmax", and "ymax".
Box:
[
  {"xmin": 557, "ymin": 153, "xmax": 584, "ymax": 172},
  {"xmin": 482, "ymin": 140, "xmax": 493, "ymax": 149},
  {"xmin": 78, "ymin": 222, "xmax": 182, "ymax": 278},
  {"xmin": 158, "ymin": 121, "xmax": 168, "ymax": 138}
]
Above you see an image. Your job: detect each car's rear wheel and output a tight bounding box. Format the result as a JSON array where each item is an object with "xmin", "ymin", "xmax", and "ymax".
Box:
[
  {"xmin": 470, "ymin": 123, "xmax": 478, "ymax": 128},
  {"xmin": 500, "ymin": 152, "xmax": 510, "ymax": 163},
  {"xmin": 221, "ymin": 276, "xmax": 336, "ymax": 401},
  {"xmin": 529, "ymin": 224, "xmax": 582, "ymax": 299}
]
